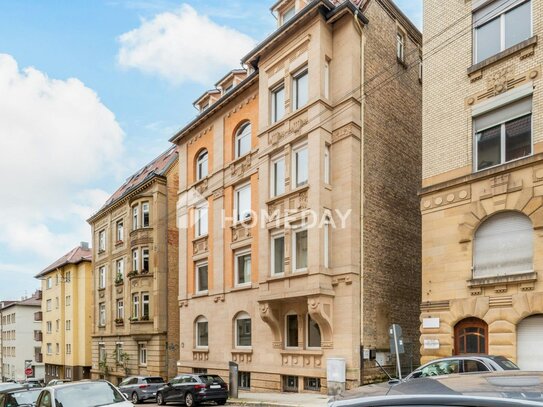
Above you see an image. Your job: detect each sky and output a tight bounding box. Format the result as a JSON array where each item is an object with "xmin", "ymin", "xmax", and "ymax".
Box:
[{"xmin": 0, "ymin": 0, "xmax": 422, "ymax": 300}]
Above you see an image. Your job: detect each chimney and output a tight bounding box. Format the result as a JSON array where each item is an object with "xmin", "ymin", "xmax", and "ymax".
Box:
[{"xmin": 81, "ymin": 241, "xmax": 89, "ymax": 250}]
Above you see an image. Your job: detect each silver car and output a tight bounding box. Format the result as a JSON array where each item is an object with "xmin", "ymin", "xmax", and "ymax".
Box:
[
  {"xmin": 35, "ymin": 380, "xmax": 133, "ymax": 407},
  {"xmin": 118, "ymin": 376, "xmax": 165, "ymax": 404}
]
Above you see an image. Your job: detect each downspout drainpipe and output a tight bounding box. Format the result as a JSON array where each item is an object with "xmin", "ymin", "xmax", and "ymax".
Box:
[{"xmin": 354, "ymin": 8, "xmax": 366, "ymax": 386}]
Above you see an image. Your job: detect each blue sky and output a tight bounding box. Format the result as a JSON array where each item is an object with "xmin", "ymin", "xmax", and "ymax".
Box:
[{"xmin": 0, "ymin": 0, "xmax": 422, "ymax": 300}]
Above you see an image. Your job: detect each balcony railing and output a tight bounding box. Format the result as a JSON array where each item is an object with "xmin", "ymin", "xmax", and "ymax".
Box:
[
  {"xmin": 34, "ymin": 330, "xmax": 43, "ymax": 342},
  {"xmin": 34, "ymin": 311, "xmax": 43, "ymax": 321}
]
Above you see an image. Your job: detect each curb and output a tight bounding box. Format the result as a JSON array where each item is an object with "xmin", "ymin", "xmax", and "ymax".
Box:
[{"xmin": 226, "ymin": 398, "xmax": 329, "ymax": 407}]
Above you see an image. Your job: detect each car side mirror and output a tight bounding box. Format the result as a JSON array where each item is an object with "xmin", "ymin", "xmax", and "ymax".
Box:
[
  {"xmin": 167, "ymin": 382, "xmax": 172, "ymax": 387},
  {"xmin": 387, "ymin": 379, "xmax": 401, "ymax": 386},
  {"xmin": 411, "ymin": 371, "xmax": 422, "ymax": 379}
]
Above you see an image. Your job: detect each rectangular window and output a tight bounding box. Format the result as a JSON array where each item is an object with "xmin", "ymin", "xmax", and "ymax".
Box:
[
  {"xmin": 116, "ymin": 299, "xmax": 124, "ymax": 319},
  {"xmin": 65, "ymin": 367, "xmax": 72, "ymax": 379},
  {"xmin": 47, "ymin": 277, "xmax": 52, "ymax": 289},
  {"xmin": 47, "ymin": 343, "xmax": 52, "ymax": 355},
  {"xmin": 271, "ymin": 84, "xmax": 285, "ymax": 123},
  {"xmin": 55, "ymin": 297, "xmax": 59, "ymax": 309},
  {"xmin": 304, "ymin": 377, "xmax": 321, "ymax": 391},
  {"xmin": 66, "ymin": 295, "xmax": 71, "ymax": 306},
  {"xmin": 98, "ymin": 343, "xmax": 106, "ymax": 362},
  {"xmin": 196, "ymin": 320, "xmax": 208, "ymax": 347},
  {"xmin": 116, "ymin": 220, "xmax": 124, "ymax": 242},
  {"xmin": 196, "ymin": 205, "xmax": 208, "ymax": 237},
  {"xmin": 65, "ymin": 271, "xmax": 71, "ymax": 283},
  {"xmin": 46, "ymin": 321, "xmax": 52, "ymax": 334},
  {"xmin": 66, "ymin": 344, "xmax": 71, "ymax": 355},
  {"xmin": 141, "ymin": 248, "xmax": 150, "ymax": 272},
  {"xmin": 236, "ymin": 317, "xmax": 252, "ymax": 347},
  {"xmin": 56, "ymin": 319, "xmax": 59, "ymax": 331},
  {"xmin": 282, "ymin": 6, "xmax": 295, "ymax": 24},
  {"xmin": 99, "ymin": 303, "xmax": 106, "ymax": 326},
  {"xmin": 293, "ymin": 229, "xmax": 308, "ymax": 271},
  {"xmin": 474, "ymin": 0, "xmax": 532, "ymax": 63},
  {"xmin": 98, "ymin": 266, "xmax": 106, "ymax": 289},
  {"xmin": 271, "ymin": 157, "xmax": 285, "ymax": 197},
  {"xmin": 271, "ymin": 235, "xmax": 285, "ymax": 275},
  {"xmin": 397, "ymin": 32, "xmax": 405, "ymax": 61},
  {"xmin": 324, "ymin": 145, "xmax": 330, "ymax": 184},
  {"xmin": 46, "ymin": 299, "xmax": 52, "ymax": 312},
  {"xmin": 132, "ymin": 206, "xmax": 139, "ymax": 230},
  {"xmin": 283, "ymin": 375, "xmax": 299, "ymax": 393},
  {"xmin": 66, "ymin": 320, "xmax": 71, "ymax": 331},
  {"xmin": 196, "ymin": 262, "xmax": 209, "ymax": 293},
  {"xmin": 132, "ymin": 249, "xmax": 139, "ymax": 272},
  {"xmin": 235, "ymin": 184, "xmax": 251, "ymax": 222},
  {"xmin": 324, "ymin": 218, "xmax": 330, "ymax": 269},
  {"xmin": 293, "ymin": 69, "xmax": 308, "ymax": 110},
  {"xmin": 98, "ymin": 230, "xmax": 106, "ymax": 252},
  {"xmin": 293, "ymin": 145, "xmax": 308, "ymax": 187},
  {"xmin": 286, "ymin": 314, "xmax": 299, "ymax": 347},
  {"xmin": 474, "ymin": 97, "xmax": 532, "ymax": 171},
  {"xmin": 324, "ymin": 60, "xmax": 330, "ymax": 99},
  {"xmin": 132, "ymin": 294, "xmax": 140, "ymax": 319},
  {"xmin": 142, "ymin": 202, "xmax": 150, "ymax": 227},
  {"xmin": 56, "ymin": 343, "xmax": 59, "ymax": 354},
  {"xmin": 142, "ymin": 292, "xmax": 150, "ymax": 318},
  {"xmin": 238, "ymin": 372, "xmax": 251, "ymax": 390},
  {"xmin": 116, "ymin": 259, "xmax": 124, "ymax": 281},
  {"xmin": 235, "ymin": 251, "xmax": 252, "ymax": 286},
  {"xmin": 115, "ymin": 343, "xmax": 123, "ymax": 364},
  {"xmin": 139, "ymin": 344, "xmax": 147, "ymax": 366}
]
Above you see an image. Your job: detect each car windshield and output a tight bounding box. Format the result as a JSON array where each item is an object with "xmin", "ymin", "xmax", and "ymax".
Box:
[
  {"xmin": 55, "ymin": 382, "xmax": 125, "ymax": 406},
  {"xmin": 198, "ymin": 375, "xmax": 224, "ymax": 384},
  {"xmin": 7, "ymin": 389, "xmax": 41, "ymax": 405},
  {"xmin": 144, "ymin": 377, "xmax": 164, "ymax": 384}
]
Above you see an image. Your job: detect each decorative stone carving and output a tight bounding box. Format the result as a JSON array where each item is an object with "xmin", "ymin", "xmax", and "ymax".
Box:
[
  {"xmin": 193, "ymin": 237, "xmax": 209, "ymax": 255},
  {"xmin": 232, "ymin": 223, "xmax": 251, "ymax": 242},
  {"xmin": 212, "ymin": 187, "xmax": 224, "ymax": 199},
  {"xmin": 195, "ymin": 179, "xmax": 208, "ymax": 195},
  {"xmin": 280, "ymin": 350, "xmax": 323, "ymax": 368},
  {"xmin": 213, "ymin": 295, "xmax": 225, "ymax": 303},
  {"xmin": 179, "ymin": 300, "xmax": 189, "ymax": 308},
  {"xmin": 230, "ymin": 154, "xmax": 253, "ymax": 177},
  {"xmin": 188, "ymin": 126, "xmax": 213, "ymax": 146},
  {"xmin": 487, "ymin": 65, "xmax": 515, "ymax": 96},
  {"xmin": 231, "ymin": 350, "xmax": 252, "ymax": 363},
  {"xmin": 307, "ymin": 296, "xmax": 334, "ymax": 348},
  {"xmin": 192, "ymin": 350, "xmax": 209, "ymax": 361},
  {"xmin": 259, "ymin": 302, "xmax": 282, "ymax": 343},
  {"xmin": 332, "ymin": 124, "xmax": 360, "ymax": 143},
  {"xmin": 421, "ymin": 187, "xmax": 471, "ymax": 212}
]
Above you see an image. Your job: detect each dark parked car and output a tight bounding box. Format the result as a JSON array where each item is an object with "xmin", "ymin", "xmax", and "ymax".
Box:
[
  {"xmin": 403, "ymin": 355, "xmax": 519, "ymax": 380},
  {"xmin": 0, "ymin": 387, "xmax": 41, "ymax": 407},
  {"xmin": 156, "ymin": 374, "xmax": 228, "ymax": 406},
  {"xmin": 118, "ymin": 375, "xmax": 165, "ymax": 404},
  {"xmin": 333, "ymin": 371, "xmax": 543, "ymax": 402}
]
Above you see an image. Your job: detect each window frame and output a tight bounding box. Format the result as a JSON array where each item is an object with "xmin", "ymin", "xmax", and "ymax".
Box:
[
  {"xmin": 98, "ymin": 266, "xmax": 106, "ymax": 289},
  {"xmin": 271, "ymin": 83, "xmax": 286, "ymax": 124},
  {"xmin": 141, "ymin": 247, "xmax": 150, "ymax": 272},
  {"xmin": 98, "ymin": 229, "xmax": 106, "ymax": 252},
  {"xmin": 196, "ymin": 149, "xmax": 209, "ymax": 181},
  {"xmin": 292, "ymin": 67, "xmax": 309, "ymax": 111},
  {"xmin": 138, "ymin": 343, "xmax": 147, "ymax": 366},
  {"xmin": 142, "ymin": 202, "xmax": 150, "ymax": 227},
  {"xmin": 116, "ymin": 299, "xmax": 124, "ymax": 320},
  {"xmin": 282, "ymin": 5, "xmax": 295, "ymax": 24},
  {"xmin": 234, "ymin": 249, "xmax": 252, "ymax": 287},
  {"xmin": 396, "ymin": 31, "xmax": 405, "ymax": 62},
  {"xmin": 285, "ymin": 313, "xmax": 299, "ymax": 349},
  {"xmin": 141, "ymin": 292, "xmax": 150, "ymax": 318},
  {"xmin": 116, "ymin": 220, "xmax": 124, "ymax": 242},
  {"xmin": 292, "ymin": 226, "xmax": 308, "ymax": 273},
  {"xmin": 235, "ymin": 122, "xmax": 252, "ymax": 159},
  {"xmin": 271, "ymin": 156, "xmax": 286, "ymax": 197},
  {"xmin": 132, "ymin": 205, "xmax": 139, "ymax": 230},
  {"xmin": 132, "ymin": 294, "xmax": 140, "ymax": 319},
  {"xmin": 235, "ymin": 312, "xmax": 252, "ymax": 348},
  {"xmin": 98, "ymin": 303, "xmax": 106, "ymax": 326},
  {"xmin": 292, "ymin": 143, "xmax": 308, "ymax": 188},
  {"xmin": 271, "ymin": 233, "xmax": 285, "ymax": 276},
  {"xmin": 306, "ymin": 314, "xmax": 322, "ymax": 349},
  {"xmin": 195, "ymin": 261, "xmax": 209, "ymax": 294},
  {"xmin": 473, "ymin": 0, "xmax": 532, "ymax": 64},
  {"xmin": 234, "ymin": 183, "xmax": 252, "ymax": 222},
  {"xmin": 132, "ymin": 249, "xmax": 139, "ymax": 273},
  {"xmin": 195, "ymin": 204, "xmax": 209, "ymax": 238},
  {"xmin": 196, "ymin": 316, "xmax": 209, "ymax": 348}
]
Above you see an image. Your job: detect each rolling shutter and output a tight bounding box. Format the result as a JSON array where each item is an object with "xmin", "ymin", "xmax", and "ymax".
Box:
[{"xmin": 517, "ymin": 315, "xmax": 543, "ymax": 370}]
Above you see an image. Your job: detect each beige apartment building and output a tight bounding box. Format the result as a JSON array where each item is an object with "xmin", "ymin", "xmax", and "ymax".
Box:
[
  {"xmin": 35, "ymin": 244, "xmax": 92, "ymax": 382},
  {"xmin": 172, "ymin": 0, "xmax": 422, "ymax": 392},
  {"xmin": 420, "ymin": 0, "xmax": 543, "ymax": 369},
  {"xmin": 87, "ymin": 147, "xmax": 179, "ymax": 383}
]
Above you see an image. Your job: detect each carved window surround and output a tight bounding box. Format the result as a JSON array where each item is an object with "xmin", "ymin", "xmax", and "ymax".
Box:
[
  {"xmin": 129, "ymin": 228, "xmax": 153, "ymax": 247},
  {"xmin": 468, "ymin": 36, "xmax": 538, "ymax": 80},
  {"xmin": 232, "ymin": 349, "xmax": 253, "ymax": 364},
  {"xmin": 266, "ymin": 185, "xmax": 309, "ymax": 226},
  {"xmin": 192, "ymin": 235, "xmax": 209, "ymax": 256},
  {"xmin": 192, "ymin": 349, "xmax": 209, "ymax": 361},
  {"xmin": 467, "ymin": 271, "xmax": 537, "ymax": 294},
  {"xmin": 280, "ymin": 349, "xmax": 323, "ymax": 369},
  {"xmin": 231, "ymin": 220, "xmax": 252, "ymax": 246}
]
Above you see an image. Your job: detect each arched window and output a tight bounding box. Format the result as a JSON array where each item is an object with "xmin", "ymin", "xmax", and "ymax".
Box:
[
  {"xmin": 454, "ymin": 317, "xmax": 487, "ymax": 355},
  {"xmin": 195, "ymin": 316, "xmax": 208, "ymax": 348},
  {"xmin": 473, "ymin": 211, "xmax": 533, "ymax": 278},
  {"xmin": 196, "ymin": 150, "xmax": 208, "ymax": 181},
  {"xmin": 235, "ymin": 312, "xmax": 251, "ymax": 348},
  {"xmin": 307, "ymin": 315, "xmax": 321, "ymax": 348},
  {"xmin": 235, "ymin": 122, "xmax": 251, "ymax": 159}
]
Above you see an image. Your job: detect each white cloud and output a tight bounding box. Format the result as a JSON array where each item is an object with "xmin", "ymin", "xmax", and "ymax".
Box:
[
  {"xmin": 117, "ymin": 4, "xmax": 256, "ymax": 85},
  {"xmin": 0, "ymin": 54, "xmax": 125, "ymax": 259}
]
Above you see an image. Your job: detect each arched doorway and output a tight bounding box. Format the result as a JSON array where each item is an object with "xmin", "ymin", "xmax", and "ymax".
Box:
[
  {"xmin": 454, "ymin": 317, "xmax": 488, "ymax": 355},
  {"xmin": 517, "ymin": 315, "xmax": 543, "ymax": 370}
]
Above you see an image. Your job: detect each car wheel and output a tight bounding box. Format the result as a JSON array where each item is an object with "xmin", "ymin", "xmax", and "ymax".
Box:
[
  {"xmin": 217, "ymin": 400, "xmax": 227, "ymax": 405},
  {"xmin": 185, "ymin": 392, "xmax": 195, "ymax": 407},
  {"xmin": 157, "ymin": 392, "xmax": 166, "ymax": 405},
  {"xmin": 131, "ymin": 392, "xmax": 140, "ymax": 404}
]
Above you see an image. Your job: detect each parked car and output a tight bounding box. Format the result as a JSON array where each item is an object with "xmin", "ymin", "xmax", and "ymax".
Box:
[
  {"xmin": 118, "ymin": 375, "xmax": 165, "ymax": 404},
  {"xmin": 23, "ymin": 378, "xmax": 43, "ymax": 389},
  {"xmin": 35, "ymin": 380, "xmax": 133, "ymax": 407},
  {"xmin": 0, "ymin": 387, "xmax": 41, "ymax": 407},
  {"xmin": 330, "ymin": 394, "xmax": 543, "ymax": 407},
  {"xmin": 333, "ymin": 371, "xmax": 543, "ymax": 402},
  {"xmin": 156, "ymin": 373, "xmax": 228, "ymax": 406},
  {"xmin": 0, "ymin": 384, "xmax": 21, "ymax": 392},
  {"xmin": 403, "ymin": 355, "xmax": 519, "ymax": 380},
  {"xmin": 45, "ymin": 379, "xmax": 71, "ymax": 387}
]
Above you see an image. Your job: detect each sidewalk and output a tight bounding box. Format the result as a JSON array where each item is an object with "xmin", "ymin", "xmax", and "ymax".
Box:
[{"xmin": 227, "ymin": 391, "xmax": 330, "ymax": 407}]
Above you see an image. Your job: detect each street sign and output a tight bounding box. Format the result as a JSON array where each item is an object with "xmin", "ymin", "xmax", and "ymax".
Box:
[
  {"xmin": 25, "ymin": 367, "xmax": 33, "ymax": 376},
  {"xmin": 389, "ymin": 324, "xmax": 405, "ymax": 354}
]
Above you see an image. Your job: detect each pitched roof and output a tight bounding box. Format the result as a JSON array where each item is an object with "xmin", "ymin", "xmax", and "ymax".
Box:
[
  {"xmin": 89, "ymin": 146, "xmax": 178, "ymax": 220},
  {"xmin": 35, "ymin": 244, "xmax": 92, "ymax": 278},
  {"xmin": 1, "ymin": 293, "xmax": 41, "ymax": 310}
]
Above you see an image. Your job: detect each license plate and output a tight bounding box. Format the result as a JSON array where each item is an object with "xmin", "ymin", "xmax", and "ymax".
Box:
[
  {"xmin": 210, "ymin": 384, "xmax": 221, "ymax": 389},
  {"xmin": 152, "ymin": 393, "xmax": 156, "ymax": 396}
]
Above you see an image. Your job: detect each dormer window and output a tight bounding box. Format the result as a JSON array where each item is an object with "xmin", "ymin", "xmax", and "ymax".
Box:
[
  {"xmin": 282, "ymin": 6, "xmax": 296, "ymax": 24},
  {"xmin": 224, "ymin": 83, "xmax": 234, "ymax": 94},
  {"xmin": 200, "ymin": 103, "xmax": 209, "ymax": 112}
]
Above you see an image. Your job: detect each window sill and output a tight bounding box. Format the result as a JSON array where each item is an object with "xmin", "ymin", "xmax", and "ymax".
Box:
[
  {"xmin": 266, "ymin": 184, "xmax": 309, "ymax": 206},
  {"xmin": 231, "ymin": 283, "xmax": 254, "ymax": 292},
  {"xmin": 232, "ymin": 348, "xmax": 253, "ymax": 354},
  {"xmin": 280, "ymin": 349, "xmax": 323, "ymax": 356},
  {"xmin": 130, "ymin": 319, "xmax": 153, "ymax": 324},
  {"xmin": 467, "ymin": 271, "xmax": 537, "ymax": 288},
  {"xmin": 468, "ymin": 36, "xmax": 538, "ymax": 76},
  {"xmin": 193, "ymin": 347, "xmax": 209, "ymax": 353},
  {"xmin": 192, "ymin": 291, "xmax": 209, "ymax": 298}
]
